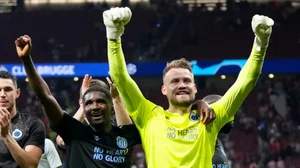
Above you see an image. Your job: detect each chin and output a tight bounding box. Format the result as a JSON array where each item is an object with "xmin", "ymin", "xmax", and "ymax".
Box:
[
  {"xmin": 92, "ymin": 120, "xmax": 104, "ymax": 125},
  {"xmin": 173, "ymin": 99, "xmax": 193, "ymax": 107},
  {"xmin": 0, "ymin": 105, "xmax": 12, "ymax": 111}
]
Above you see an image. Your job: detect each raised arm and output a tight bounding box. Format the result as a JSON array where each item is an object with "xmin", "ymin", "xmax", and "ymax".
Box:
[
  {"xmin": 56, "ymin": 74, "xmax": 91, "ymax": 148},
  {"xmin": 106, "ymin": 40, "xmax": 144, "ymax": 112},
  {"xmin": 103, "ymin": 7, "xmax": 154, "ymax": 117},
  {"xmin": 106, "ymin": 77, "xmax": 132, "ymax": 125},
  {"xmin": 211, "ymin": 15, "xmax": 274, "ymax": 125},
  {"xmin": 15, "ymin": 35, "xmax": 64, "ymax": 126}
]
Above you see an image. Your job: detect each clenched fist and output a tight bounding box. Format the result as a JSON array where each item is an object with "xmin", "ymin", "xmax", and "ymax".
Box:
[
  {"xmin": 103, "ymin": 7, "xmax": 132, "ymax": 40},
  {"xmin": 15, "ymin": 35, "xmax": 32, "ymax": 57},
  {"xmin": 251, "ymin": 15, "xmax": 274, "ymax": 49}
]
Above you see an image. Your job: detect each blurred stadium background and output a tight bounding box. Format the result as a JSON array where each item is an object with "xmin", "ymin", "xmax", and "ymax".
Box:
[{"xmin": 1, "ymin": 0, "xmax": 300, "ymax": 167}]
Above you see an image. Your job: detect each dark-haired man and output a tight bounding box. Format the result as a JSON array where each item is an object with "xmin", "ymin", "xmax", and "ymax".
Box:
[
  {"xmin": 15, "ymin": 35, "xmax": 140, "ymax": 168},
  {"xmin": 0, "ymin": 70, "xmax": 46, "ymax": 168}
]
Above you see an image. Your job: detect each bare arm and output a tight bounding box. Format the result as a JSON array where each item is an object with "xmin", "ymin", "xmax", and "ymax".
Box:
[
  {"xmin": 72, "ymin": 106, "xmax": 85, "ymax": 122},
  {"xmin": 3, "ymin": 135, "xmax": 42, "ymax": 168},
  {"xmin": 72, "ymin": 74, "xmax": 92, "ymax": 123},
  {"xmin": 113, "ymin": 95, "xmax": 132, "ymax": 125},
  {"xmin": 0, "ymin": 109, "xmax": 45, "ymax": 168},
  {"xmin": 107, "ymin": 77, "xmax": 132, "ymax": 125},
  {"xmin": 56, "ymin": 75, "xmax": 91, "ymax": 148},
  {"xmin": 16, "ymin": 35, "xmax": 64, "ymax": 126},
  {"xmin": 55, "ymin": 135, "xmax": 65, "ymax": 150}
]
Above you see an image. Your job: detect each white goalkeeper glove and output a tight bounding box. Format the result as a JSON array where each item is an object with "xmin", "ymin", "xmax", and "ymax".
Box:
[
  {"xmin": 251, "ymin": 14, "xmax": 274, "ymax": 50},
  {"xmin": 103, "ymin": 7, "xmax": 132, "ymax": 40}
]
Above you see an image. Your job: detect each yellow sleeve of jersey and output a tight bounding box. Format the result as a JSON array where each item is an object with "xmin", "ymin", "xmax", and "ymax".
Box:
[
  {"xmin": 107, "ymin": 40, "xmax": 156, "ymax": 127},
  {"xmin": 210, "ymin": 45, "xmax": 267, "ymax": 130}
]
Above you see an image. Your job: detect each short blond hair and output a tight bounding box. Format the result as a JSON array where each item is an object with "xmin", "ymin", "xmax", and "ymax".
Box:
[{"xmin": 163, "ymin": 58, "xmax": 192, "ymax": 79}]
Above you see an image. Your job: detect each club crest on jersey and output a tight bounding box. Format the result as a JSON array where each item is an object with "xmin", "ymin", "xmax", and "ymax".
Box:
[
  {"xmin": 189, "ymin": 113, "xmax": 199, "ymax": 121},
  {"xmin": 116, "ymin": 136, "xmax": 128, "ymax": 149},
  {"xmin": 12, "ymin": 129, "xmax": 23, "ymax": 139}
]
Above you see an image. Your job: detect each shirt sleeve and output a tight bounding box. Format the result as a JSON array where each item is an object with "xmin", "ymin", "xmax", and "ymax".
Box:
[
  {"xmin": 50, "ymin": 113, "xmax": 85, "ymax": 144},
  {"xmin": 210, "ymin": 45, "xmax": 267, "ymax": 130},
  {"xmin": 107, "ymin": 40, "xmax": 157, "ymax": 128},
  {"xmin": 119, "ymin": 124, "xmax": 141, "ymax": 145},
  {"xmin": 45, "ymin": 139, "xmax": 62, "ymax": 168},
  {"xmin": 24, "ymin": 118, "xmax": 46, "ymax": 153}
]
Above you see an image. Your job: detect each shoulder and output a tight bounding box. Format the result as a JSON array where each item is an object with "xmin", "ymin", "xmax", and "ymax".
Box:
[
  {"xmin": 18, "ymin": 112, "xmax": 38, "ymax": 121},
  {"xmin": 17, "ymin": 113, "xmax": 45, "ymax": 133},
  {"xmin": 111, "ymin": 125, "xmax": 141, "ymax": 147},
  {"xmin": 113, "ymin": 125, "xmax": 140, "ymax": 140},
  {"xmin": 19, "ymin": 113, "xmax": 43, "ymax": 125},
  {"xmin": 114, "ymin": 124, "xmax": 138, "ymax": 133}
]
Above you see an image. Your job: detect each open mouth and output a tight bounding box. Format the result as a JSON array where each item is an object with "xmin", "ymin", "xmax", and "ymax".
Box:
[
  {"xmin": 92, "ymin": 113, "xmax": 104, "ymax": 120},
  {"xmin": 176, "ymin": 91, "xmax": 190, "ymax": 95}
]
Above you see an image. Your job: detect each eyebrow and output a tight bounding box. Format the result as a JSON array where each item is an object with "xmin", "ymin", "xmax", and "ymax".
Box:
[{"xmin": 0, "ymin": 86, "xmax": 14, "ymax": 90}]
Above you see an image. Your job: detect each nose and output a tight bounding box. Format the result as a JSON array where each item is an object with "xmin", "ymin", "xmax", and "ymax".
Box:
[
  {"xmin": 0, "ymin": 89, "xmax": 6, "ymax": 98},
  {"xmin": 91, "ymin": 102, "xmax": 100, "ymax": 111},
  {"xmin": 178, "ymin": 81, "xmax": 187, "ymax": 89}
]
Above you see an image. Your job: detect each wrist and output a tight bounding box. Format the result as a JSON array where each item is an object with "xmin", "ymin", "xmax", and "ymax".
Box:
[
  {"xmin": 254, "ymin": 36, "xmax": 269, "ymax": 51},
  {"xmin": 20, "ymin": 55, "xmax": 32, "ymax": 62},
  {"xmin": 112, "ymin": 95, "xmax": 121, "ymax": 101},
  {"xmin": 2, "ymin": 132, "xmax": 12, "ymax": 141},
  {"xmin": 106, "ymin": 27, "xmax": 124, "ymax": 40}
]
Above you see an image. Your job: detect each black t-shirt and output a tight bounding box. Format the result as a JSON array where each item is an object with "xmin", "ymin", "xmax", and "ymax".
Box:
[
  {"xmin": 52, "ymin": 113, "xmax": 141, "ymax": 168},
  {"xmin": 0, "ymin": 112, "xmax": 46, "ymax": 168},
  {"xmin": 212, "ymin": 139, "xmax": 229, "ymax": 168}
]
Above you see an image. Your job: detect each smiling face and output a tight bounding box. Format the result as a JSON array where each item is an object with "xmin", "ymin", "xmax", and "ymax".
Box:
[
  {"xmin": 162, "ymin": 68, "xmax": 197, "ymax": 108},
  {"xmin": 82, "ymin": 91, "xmax": 112, "ymax": 128},
  {"xmin": 161, "ymin": 58, "xmax": 197, "ymax": 108}
]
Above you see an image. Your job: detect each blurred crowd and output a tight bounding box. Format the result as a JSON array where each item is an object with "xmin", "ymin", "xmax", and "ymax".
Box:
[{"xmin": 1, "ymin": 0, "xmax": 300, "ymax": 63}]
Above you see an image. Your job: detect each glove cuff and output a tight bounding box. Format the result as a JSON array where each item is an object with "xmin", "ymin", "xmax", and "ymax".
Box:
[
  {"xmin": 254, "ymin": 36, "xmax": 269, "ymax": 51},
  {"xmin": 106, "ymin": 27, "xmax": 124, "ymax": 40}
]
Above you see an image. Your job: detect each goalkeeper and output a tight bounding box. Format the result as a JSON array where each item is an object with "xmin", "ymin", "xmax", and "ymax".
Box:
[{"xmin": 104, "ymin": 7, "xmax": 274, "ymax": 167}]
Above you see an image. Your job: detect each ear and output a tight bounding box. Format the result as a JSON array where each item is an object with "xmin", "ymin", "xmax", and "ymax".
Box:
[
  {"xmin": 193, "ymin": 83, "xmax": 197, "ymax": 94},
  {"xmin": 15, "ymin": 88, "xmax": 20, "ymax": 99},
  {"xmin": 161, "ymin": 85, "xmax": 167, "ymax": 96}
]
